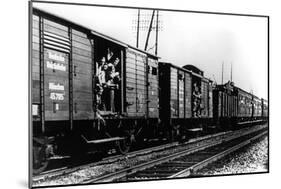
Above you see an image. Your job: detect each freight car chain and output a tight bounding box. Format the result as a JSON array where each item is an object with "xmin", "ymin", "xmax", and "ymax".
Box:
[{"xmin": 81, "ymin": 124, "xmax": 267, "ymax": 184}]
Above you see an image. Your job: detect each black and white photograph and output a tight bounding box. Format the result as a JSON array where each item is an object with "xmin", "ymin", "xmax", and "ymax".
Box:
[{"xmin": 28, "ymin": 0, "xmax": 269, "ymax": 188}]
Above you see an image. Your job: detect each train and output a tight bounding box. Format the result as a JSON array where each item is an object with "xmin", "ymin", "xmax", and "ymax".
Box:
[{"xmin": 30, "ymin": 8, "xmax": 268, "ymax": 173}]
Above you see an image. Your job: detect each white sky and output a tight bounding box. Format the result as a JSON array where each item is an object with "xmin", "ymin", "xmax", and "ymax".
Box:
[{"xmin": 33, "ymin": 2, "xmax": 268, "ymax": 99}]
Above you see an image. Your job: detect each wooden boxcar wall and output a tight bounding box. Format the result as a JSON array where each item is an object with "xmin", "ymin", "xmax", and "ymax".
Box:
[
  {"xmin": 201, "ymin": 79, "xmax": 209, "ymax": 117},
  {"xmin": 32, "ymin": 11, "xmax": 95, "ymax": 124},
  {"xmin": 72, "ymin": 29, "xmax": 94, "ymax": 120},
  {"xmin": 261, "ymin": 99, "xmax": 268, "ymax": 117},
  {"xmin": 169, "ymin": 65, "xmax": 196, "ymax": 119},
  {"xmin": 147, "ymin": 58, "xmax": 159, "ymax": 118},
  {"xmin": 125, "ymin": 49, "xmax": 159, "ymax": 118},
  {"xmin": 213, "ymin": 86, "xmax": 237, "ymax": 119},
  {"xmin": 170, "ymin": 67, "xmax": 178, "ymax": 118},
  {"xmin": 238, "ymin": 89, "xmax": 252, "ymax": 117},
  {"xmin": 178, "ymin": 70, "xmax": 185, "ymax": 118},
  {"xmin": 218, "ymin": 91, "xmax": 222, "ymax": 117},
  {"xmin": 208, "ymin": 84, "xmax": 213, "ymax": 117},
  {"xmin": 253, "ymin": 97, "xmax": 262, "ymax": 117},
  {"xmin": 32, "ymin": 15, "xmax": 40, "ymax": 120},
  {"xmin": 159, "ymin": 63, "xmax": 170, "ymax": 121},
  {"xmin": 185, "ymin": 72, "xmax": 192, "ymax": 118},
  {"xmin": 125, "ymin": 49, "xmax": 146, "ymax": 117}
]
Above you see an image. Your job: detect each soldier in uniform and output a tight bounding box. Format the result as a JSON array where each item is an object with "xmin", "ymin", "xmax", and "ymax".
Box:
[{"xmin": 96, "ymin": 57, "xmax": 107, "ymax": 110}]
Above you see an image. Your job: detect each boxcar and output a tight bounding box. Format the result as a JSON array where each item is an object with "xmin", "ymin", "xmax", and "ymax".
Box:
[
  {"xmin": 159, "ymin": 63, "xmax": 213, "ymax": 139},
  {"xmin": 261, "ymin": 98, "xmax": 268, "ymax": 119},
  {"xmin": 252, "ymin": 95, "xmax": 262, "ymax": 119},
  {"xmin": 236, "ymin": 87, "xmax": 253, "ymax": 122},
  {"xmin": 31, "ymin": 8, "xmax": 160, "ymax": 173},
  {"xmin": 213, "ymin": 81, "xmax": 238, "ymax": 130}
]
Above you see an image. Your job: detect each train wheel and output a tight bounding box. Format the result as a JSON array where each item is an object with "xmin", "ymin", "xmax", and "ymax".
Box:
[
  {"xmin": 116, "ymin": 130, "xmax": 133, "ymax": 154},
  {"xmin": 33, "ymin": 145, "xmax": 49, "ymax": 174}
]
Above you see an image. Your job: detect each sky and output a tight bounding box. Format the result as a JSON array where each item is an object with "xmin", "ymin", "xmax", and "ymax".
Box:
[{"xmin": 33, "ymin": 2, "xmax": 268, "ymax": 99}]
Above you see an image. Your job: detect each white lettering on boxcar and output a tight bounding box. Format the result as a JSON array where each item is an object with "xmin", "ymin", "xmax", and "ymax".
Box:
[
  {"xmin": 50, "ymin": 93, "xmax": 64, "ymax": 101},
  {"xmin": 46, "ymin": 61, "xmax": 66, "ymax": 71},
  {"xmin": 32, "ymin": 104, "xmax": 39, "ymax": 116},
  {"xmin": 55, "ymin": 103, "xmax": 59, "ymax": 110},
  {"xmin": 49, "ymin": 82, "xmax": 65, "ymax": 91},
  {"xmin": 48, "ymin": 51, "xmax": 65, "ymax": 62}
]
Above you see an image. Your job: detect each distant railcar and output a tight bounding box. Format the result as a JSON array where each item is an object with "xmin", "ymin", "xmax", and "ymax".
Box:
[
  {"xmin": 261, "ymin": 99, "xmax": 268, "ymax": 119},
  {"xmin": 236, "ymin": 87, "xmax": 253, "ymax": 122},
  {"xmin": 213, "ymin": 82, "xmax": 238, "ymax": 130},
  {"xmin": 252, "ymin": 95, "xmax": 262, "ymax": 119},
  {"xmin": 159, "ymin": 62, "xmax": 213, "ymax": 139}
]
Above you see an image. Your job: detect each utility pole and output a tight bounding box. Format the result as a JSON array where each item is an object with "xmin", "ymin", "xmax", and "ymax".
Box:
[
  {"xmin": 155, "ymin": 10, "xmax": 159, "ymax": 55},
  {"xmin": 136, "ymin": 9, "xmax": 140, "ymax": 48},
  {"xmin": 144, "ymin": 10, "xmax": 155, "ymax": 51}
]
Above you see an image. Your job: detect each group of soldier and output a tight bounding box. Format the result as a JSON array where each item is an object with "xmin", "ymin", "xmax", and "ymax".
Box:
[{"xmin": 95, "ymin": 48, "xmax": 121, "ymax": 112}]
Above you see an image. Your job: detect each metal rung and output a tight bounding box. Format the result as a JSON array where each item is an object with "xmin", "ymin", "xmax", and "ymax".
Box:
[
  {"xmin": 81, "ymin": 135, "xmax": 124, "ymax": 144},
  {"xmin": 187, "ymin": 128, "xmax": 203, "ymax": 132},
  {"xmin": 238, "ymin": 120, "xmax": 262, "ymax": 125}
]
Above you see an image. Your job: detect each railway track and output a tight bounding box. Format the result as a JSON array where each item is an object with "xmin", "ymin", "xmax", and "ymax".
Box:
[
  {"xmin": 33, "ymin": 142, "xmax": 177, "ymax": 181},
  {"xmin": 33, "ymin": 129, "xmax": 232, "ymax": 183},
  {"xmin": 82, "ymin": 125, "xmax": 267, "ymax": 183},
  {"xmin": 32, "ymin": 124, "xmax": 267, "ymax": 187}
]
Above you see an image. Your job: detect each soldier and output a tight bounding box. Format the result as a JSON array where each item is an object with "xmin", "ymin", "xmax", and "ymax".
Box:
[
  {"xmin": 104, "ymin": 57, "xmax": 121, "ymax": 112},
  {"xmin": 96, "ymin": 57, "xmax": 106, "ymax": 85},
  {"xmin": 95, "ymin": 57, "xmax": 108, "ymax": 111},
  {"xmin": 107, "ymin": 48, "xmax": 114, "ymax": 62}
]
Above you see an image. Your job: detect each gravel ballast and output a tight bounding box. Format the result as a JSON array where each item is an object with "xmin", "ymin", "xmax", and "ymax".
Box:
[{"xmin": 193, "ymin": 136, "xmax": 268, "ymax": 176}]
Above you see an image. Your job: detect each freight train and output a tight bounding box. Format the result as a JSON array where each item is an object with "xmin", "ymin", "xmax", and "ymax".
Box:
[{"xmin": 30, "ymin": 8, "xmax": 268, "ymax": 173}]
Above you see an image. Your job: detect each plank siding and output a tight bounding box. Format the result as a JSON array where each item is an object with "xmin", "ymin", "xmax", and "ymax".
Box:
[
  {"xmin": 170, "ymin": 67, "xmax": 178, "ymax": 118},
  {"xmin": 201, "ymin": 80, "xmax": 209, "ymax": 117},
  {"xmin": 147, "ymin": 57, "xmax": 159, "ymax": 118},
  {"xmin": 32, "ymin": 15, "xmax": 40, "ymax": 109},
  {"xmin": 238, "ymin": 89, "xmax": 252, "ymax": 117},
  {"xmin": 43, "ymin": 23, "xmax": 68, "ymax": 38},
  {"xmin": 178, "ymin": 70, "xmax": 184, "ymax": 118},
  {"xmin": 185, "ymin": 72, "xmax": 192, "ymax": 118},
  {"xmin": 72, "ymin": 31, "xmax": 93, "ymax": 120},
  {"xmin": 208, "ymin": 83, "xmax": 213, "ymax": 118},
  {"xmin": 125, "ymin": 49, "xmax": 149, "ymax": 117}
]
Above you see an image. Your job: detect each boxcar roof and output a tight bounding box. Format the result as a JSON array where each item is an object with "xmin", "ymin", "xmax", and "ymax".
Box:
[
  {"xmin": 235, "ymin": 86, "xmax": 253, "ymax": 97},
  {"xmin": 33, "ymin": 8, "xmax": 159, "ymax": 59},
  {"xmin": 160, "ymin": 62, "xmax": 212, "ymax": 82},
  {"xmin": 252, "ymin": 94, "xmax": 261, "ymax": 100},
  {"xmin": 262, "ymin": 99, "xmax": 268, "ymax": 103},
  {"xmin": 182, "ymin": 64, "xmax": 204, "ymax": 76}
]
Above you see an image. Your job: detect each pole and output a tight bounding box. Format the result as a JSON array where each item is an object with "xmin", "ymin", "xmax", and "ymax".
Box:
[
  {"xmin": 155, "ymin": 10, "xmax": 159, "ymax": 55},
  {"xmin": 136, "ymin": 9, "xmax": 140, "ymax": 48},
  {"xmin": 144, "ymin": 10, "xmax": 155, "ymax": 51}
]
